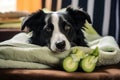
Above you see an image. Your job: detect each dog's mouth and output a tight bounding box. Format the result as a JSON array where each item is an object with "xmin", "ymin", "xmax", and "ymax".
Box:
[
  {"xmin": 49, "ymin": 47, "xmax": 66, "ymax": 53},
  {"xmin": 55, "ymin": 48, "xmax": 66, "ymax": 52},
  {"xmin": 49, "ymin": 45, "xmax": 70, "ymax": 53}
]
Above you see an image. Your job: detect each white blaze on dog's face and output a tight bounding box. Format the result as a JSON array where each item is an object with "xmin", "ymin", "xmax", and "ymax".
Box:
[{"xmin": 49, "ymin": 13, "xmax": 71, "ymax": 52}]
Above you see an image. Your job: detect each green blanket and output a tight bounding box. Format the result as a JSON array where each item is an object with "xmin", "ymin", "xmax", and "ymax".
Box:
[{"xmin": 0, "ymin": 41, "xmax": 91, "ymax": 68}]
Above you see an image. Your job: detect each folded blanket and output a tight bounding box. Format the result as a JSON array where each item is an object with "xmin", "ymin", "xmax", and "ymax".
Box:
[
  {"xmin": 0, "ymin": 59, "xmax": 50, "ymax": 69},
  {"xmin": 0, "ymin": 40, "xmax": 92, "ymax": 68}
]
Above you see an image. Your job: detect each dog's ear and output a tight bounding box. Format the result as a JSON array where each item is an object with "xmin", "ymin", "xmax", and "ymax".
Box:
[
  {"xmin": 21, "ymin": 10, "xmax": 45, "ymax": 31},
  {"xmin": 66, "ymin": 7, "xmax": 92, "ymax": 25}
]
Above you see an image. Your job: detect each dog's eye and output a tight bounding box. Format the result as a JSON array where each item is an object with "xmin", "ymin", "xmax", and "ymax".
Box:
[
  {"xmin": 63, "ymin": 21, "xmax": 71, "ymax": 31},
  {"xmin": 46, "ymin": 27, "xmax": 52, "ymax": 32},
  {"xmin": 44, "ymin": 26, "xmax": 52, "ymax": 32},
  {"xmin": 65, "ymin": 25, "xmax": 70, "ymax": 31},
  {"xmin": 44, "ymin": 23, "xmax": 53, "ymax": 32}
]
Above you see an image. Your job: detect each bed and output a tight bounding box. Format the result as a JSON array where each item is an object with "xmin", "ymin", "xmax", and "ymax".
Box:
[{"xmin": 0, "ymin": 63, "xmax": 120, "ymax": 80}]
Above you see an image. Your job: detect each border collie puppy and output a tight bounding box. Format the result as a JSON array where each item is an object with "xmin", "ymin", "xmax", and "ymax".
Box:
[{"xmin": 21, "ymin": 7, "xmax": 91, "ymax": 52}]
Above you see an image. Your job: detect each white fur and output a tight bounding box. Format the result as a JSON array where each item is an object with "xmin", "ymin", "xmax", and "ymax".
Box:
[{"xmin": 50, "ymin": 13, "xmax": 71, "ymax": 51}]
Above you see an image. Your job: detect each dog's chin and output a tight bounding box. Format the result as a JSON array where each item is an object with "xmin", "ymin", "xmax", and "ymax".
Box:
[
  {"xmin": 51, "ymin": 49, "xmax": 65, "ymax": 53},
  {"xmin": 50, "ymin": 48, "xmax": 70, "ymax": 53}
]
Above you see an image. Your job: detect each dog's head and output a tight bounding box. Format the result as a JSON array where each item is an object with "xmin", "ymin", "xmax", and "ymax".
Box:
[{"xmin": 21, "ymin": 7, "xmax": 91, "ymax": 52}]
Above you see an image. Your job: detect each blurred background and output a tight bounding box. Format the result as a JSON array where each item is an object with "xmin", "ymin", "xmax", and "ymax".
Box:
[{"xmin": 0, "ymin": 0, "xmax": 119, "ymax": 46}]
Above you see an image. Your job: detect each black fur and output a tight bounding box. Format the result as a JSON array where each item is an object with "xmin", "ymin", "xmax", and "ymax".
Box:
[{"xmin": 21, "ymin": 7, "xmax": 92, "ymax": 50}]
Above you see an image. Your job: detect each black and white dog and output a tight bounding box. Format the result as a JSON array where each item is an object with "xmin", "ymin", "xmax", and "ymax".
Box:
[{"xmin": 21, "ymin": 7, "xmax": 91, "ymax": 52}]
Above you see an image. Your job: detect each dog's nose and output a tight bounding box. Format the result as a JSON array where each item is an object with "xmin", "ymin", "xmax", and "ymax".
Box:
[{"xmin": 56, "ymin": 40, "xmax": 65, "ymax": 50}]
